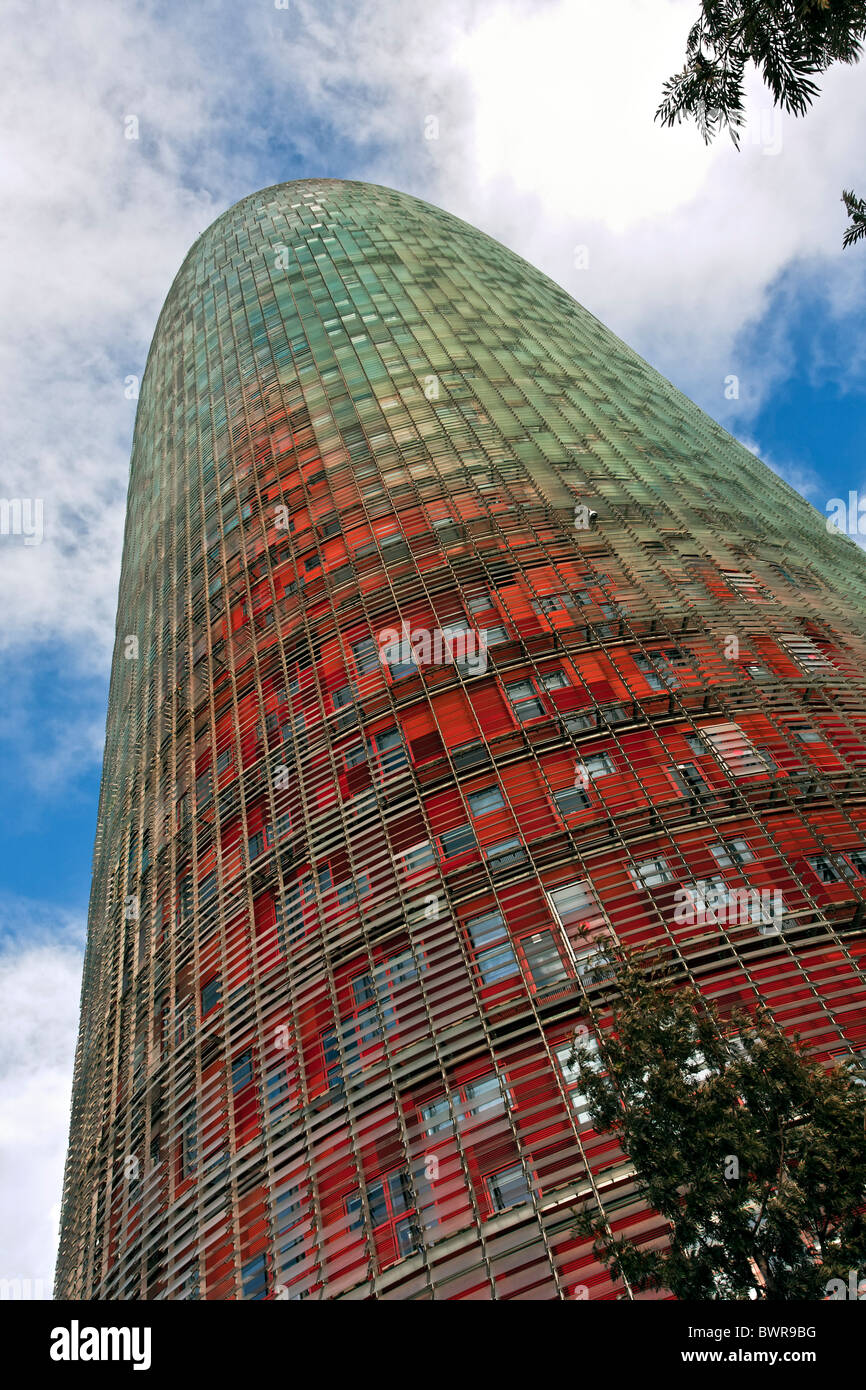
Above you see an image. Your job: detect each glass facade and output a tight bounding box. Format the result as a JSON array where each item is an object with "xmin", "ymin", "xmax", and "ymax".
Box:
[{"xmin": 56, "ymin": 178, "xmax": 866, "ymax": 1300}]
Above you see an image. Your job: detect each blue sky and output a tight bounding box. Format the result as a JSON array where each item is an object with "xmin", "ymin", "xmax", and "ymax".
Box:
[{"xmin": 1, "ymin": 0, "xmax": 865, "ymax": 1294}]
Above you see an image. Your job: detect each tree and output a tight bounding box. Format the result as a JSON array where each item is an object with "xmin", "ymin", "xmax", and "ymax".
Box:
[
  {"xmin": 571, "ymin": 949, "xmax": 866, "ymax": 1298},
  {"xmin": 656, "ymin": 1, "xmax": 866, "ymax": 247},
  {"xmin": 842, "ymin": 188, "xmax": 866, "ymax": 247}
]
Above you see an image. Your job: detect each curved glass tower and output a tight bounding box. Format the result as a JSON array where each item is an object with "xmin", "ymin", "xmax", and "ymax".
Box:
[{"xmin": 56, "ymin": 179, "xmax": 866, "ymax": 1300}]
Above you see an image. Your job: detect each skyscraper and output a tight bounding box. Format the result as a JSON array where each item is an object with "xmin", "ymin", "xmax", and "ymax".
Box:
[{"xmin": 56, "ymin": 178, "xmax": 866, "ymax": 1301}]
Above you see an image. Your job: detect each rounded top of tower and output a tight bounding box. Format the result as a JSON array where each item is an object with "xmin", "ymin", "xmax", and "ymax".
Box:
[
  {"xmin": 176, "ymin": 177, "xmax": 467, "ymax": 283},
  {"xmin": 145, "ymin": 176, "xmax": 572, "ymax": 399}
]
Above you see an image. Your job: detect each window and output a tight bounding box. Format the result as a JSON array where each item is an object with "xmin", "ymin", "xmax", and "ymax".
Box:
[
  {"xmin": 196, "ymin": 770, "xmax": 212, "ymax": 806},
  {"xmin": 420, "ymin": 1095, "xmax": 453, "ymax": 1134},
  {"xmin": 533, "ymin": 595, "xmax": 565, "ymax": 615},
  {"xmin": 635, "ymin": 648, "xmax": 690, "ymax": 690},
  {"xmin": 581, "ymin": 752, "xmax": 615, "ymax": 780},
  {"xmin": 634, "ymin": 653, "xmax": 663, "ymax": 691},
  {"xmin": 555, "ymin": 785, "xmax": 591, "ymax": 814},
  {"xmin": 173, "ymin": 1000, "xmax": 192, "ymax": 1047},
  {"xmin": 367, "ymin": 726, "xmax": 406, "ymax": 773},
  {"xmin": 181, "ymin": 1105, "xmax": 197, "ymax": 1179},
  {"xmin": 344, "ymin": 973, "xmax": 382, "ymax": 1063},
  {"xmin": 630, "ymin": 856, "xmax": 673, "ymax": 889},
  {"xmin": 663, "ymin": 646, "xmax": 691, "ymax": 667},
  {"xmin": 573, "ymin": 941, "xmax": 615, "ymax": 984},
  {"xmin": 400, "ymin": 840, "xmax": 435, "ymax": 871},
  {"xmin": 343, "ymin": 740, "xmax": 366, "ymax": 769},
  {"xmin": 177, "ymin": 876, "xmax": 192, "ymax": 923},
  {"xmin": 328, "ymin": 681, "xmax": 353, "ymax": 711},
  {"xmin": 321, "ymin": 1028, "xmax": 342, "ymax": 1091},
  {"xmin": 521, "ymin": 930, "xmax": 569, "ymax": 988},
  {"xmin": 679, "ymin": 877, "xmax": 730, "ymax": 918},
  {"xmin": 791, "ymin": 724, "xmax": 823, "ymax": 744},
  {"xmin": 232, "ymin": 1050, "xmax": 253, "ymax": 1093},
  {"xmin": 342, "ymin": 950, "xmax": 420, "ymax": 1064},
  {"xmin": 442, "ymin": 621, "xmax": 479, "ymax": 672},
  {"xmin": 440, "ymin": 823, "xmax": 476, "ymax": 858},
  {"xmin": 555, "ymin": 1035, "xmax": 602, "ymax": 1126},
  {"xmin": 603, "ymin": 703, "xmax": 630, "ymax": 725},
  {"xmin": 331, "ymin": 684, "xmax": 357, "ymax": 727},
  {"xmin": 216, "ymin": 747, "xmax": 232, "ymax": 774},
  {"xmin": 783, "ymin": 636, "xmax": 834, "ymax": 671},
  {"xmin": 372, "ymin": 949, "xmax": 420, "ymax": 1031},
  {"xmin": 548, "ymin": 879, "xmax": 598, "ymax": 927},
  {"xmin": 422, "ymin": 1072, "xmax": 507, "ymax": 1135},
  {"xmin": 382, "ymin": 640, "xmax": 417, "ymax": 679},
  {"xmin": 485, "ymin": 838, "xmax": 527, "ymax": 873},
  {"xmin": 452, "ymin": 742, "xmax": 489, "ymax": 771},
  {"xmin": 533, "ymin": 593, "xmax": 577, "ymax": 617},
  {"xmin": 335, "ymin": 873, "xmax": 370, "ymax": 907},
  {"xmin": 346, "ymin": 1169, "xmax": 421, "ymax": 1260},
  {"xmin": 564, "ymin": 711, "xmax": 597, "ymax": 734},
  {"xmin": 482, "ymin": 624, "xmax": 509, "ymax": 645},
  {"xmin": 486, "ymin": 1164, "xmax": 531, "ymax": 1213},
  {"xmin": 698, "ymin": 723, "xmax": 766, "ymax": 776},
  {"xmin": 467, "ymin": 590, "xmax": 493, "ymax": 613},
  {"xmin": 242, "ymin": 1253, "xmax": 268, "ymax": 1300},
  {"xmin": 710, "ymin": 838, "xmax": 755, "ymax": 869},
  {"xmin": 505, "ymin": 679, "xmax": 545, "ymax": 723},
  {"xmin": 467, "ymin": 910, "xmax": 519, "ymax": 984},
  {"xmin": 668, "ymin": 762, "xmax": 711, "ymax": 797},
  {"xmin": 264, "ymin": 1066, "xmax": 289, "ymax": 1115},
  {"xmin": 178, "ymin": 1260, "xmax": 199, "ymax": 1300},
  {"xmin": 468, "ymin": 786, "xmax": 505, "ymax": 816},
  {"xmin": 201, "ymin": 977, "xmax": 221, "ymax": 1014},
  {"xmin": 247, "ymin": 831, "xmax": 266, "ymax": 860},
  {"xmin": 541, "ymin": 669, "xmax": 569, "ymax": 691},
  {"xmin": 352, "ymin": 637, "xmax": 380, "ymax": 674},
  {"xmin": 277, "ymin": 872, "xmax": 316, "ymax": 949},
  {"xmin": 755, "ymin": 747, "xmax": 777, "ymax": 777},
  {"xmin": 381, "ymin": 531, "xmax": 408, "ymax": 558},
  {"xmin": 808, "ymin": 855, "xmax": 843, "ymax": 884},
  {"xmin": 274, "ymin": 1182, "xmax": 306, "ymax": 1274}
]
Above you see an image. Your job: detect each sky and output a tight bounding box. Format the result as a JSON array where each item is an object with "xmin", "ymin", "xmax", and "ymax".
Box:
[{"xmin": 1, "ymin": 0, "xmax": 865, "ymax": 1297}]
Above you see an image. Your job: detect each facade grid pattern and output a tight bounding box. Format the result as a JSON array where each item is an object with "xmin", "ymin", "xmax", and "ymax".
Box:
[{"xmin": 56, "ymin": 179, "xmax": 866, "ymax": 1301}]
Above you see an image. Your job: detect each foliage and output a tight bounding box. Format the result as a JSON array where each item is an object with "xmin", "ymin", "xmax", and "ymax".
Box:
[
  {"xmin": 656, "ymin": 2, "xmax": 866, "ymax": 245},
  {"xmin": 571, "ymin": 950, "xmax": 866, "ymax": 1298}
]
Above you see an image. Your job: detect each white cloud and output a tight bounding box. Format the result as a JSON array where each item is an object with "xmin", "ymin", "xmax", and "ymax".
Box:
[
  {"xmin": 2, "ymin": 0, "xmax": 864, "ymax": 666},
  {"xmin": 0, "ymin": 904, "xmax": 85, "ymax": 1297},
  {"xmin": 433, "ymin": 2, "xmax": 866, "ymax": 407},
  {"xmin": 0, "ymin": 0, "xmax": 239, "ymax": 667},
  {"xmin": 257, "ymin": 0, "xmax": 866, "ymax": 413}
]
